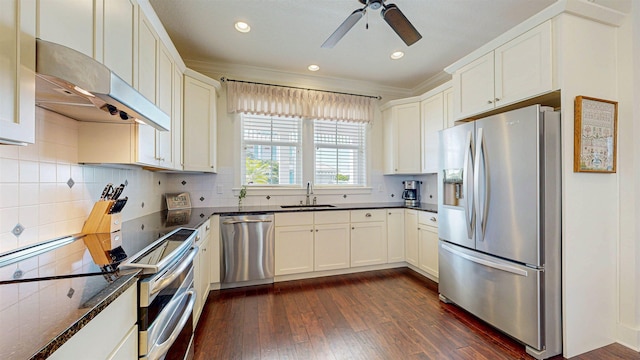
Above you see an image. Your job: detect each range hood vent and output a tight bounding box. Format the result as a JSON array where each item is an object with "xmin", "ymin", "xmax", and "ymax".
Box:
[{"xmin": 35, "ymin": 39, "xmax": 170, "ymax": 131}]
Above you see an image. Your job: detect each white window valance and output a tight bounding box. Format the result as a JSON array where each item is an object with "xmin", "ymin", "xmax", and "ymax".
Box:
[{"xmin": 226, "ymin": 80, "xmax": 375, "ymax": 124}]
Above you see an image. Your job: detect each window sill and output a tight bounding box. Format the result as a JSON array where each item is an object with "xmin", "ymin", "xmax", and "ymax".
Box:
[{"xmin": 232, "ymin": 186, "xmax": 372, "ymax": 196}]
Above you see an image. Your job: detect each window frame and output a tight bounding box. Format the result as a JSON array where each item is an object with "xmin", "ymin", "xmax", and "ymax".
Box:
[{"xmin": 238, "ymin": 114, "xmax": 369, "ymax": 191}]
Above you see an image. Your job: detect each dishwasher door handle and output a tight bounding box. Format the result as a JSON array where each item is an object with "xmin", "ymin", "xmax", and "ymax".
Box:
[{"xmin": 223, "ymin": 219, "xmax": 273, "ymax": 225}]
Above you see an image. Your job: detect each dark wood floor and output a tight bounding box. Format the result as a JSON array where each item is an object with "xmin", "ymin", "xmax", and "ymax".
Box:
[{"xmin": 194, "ymin": 268, "xmax": 639, "ymax": 360}]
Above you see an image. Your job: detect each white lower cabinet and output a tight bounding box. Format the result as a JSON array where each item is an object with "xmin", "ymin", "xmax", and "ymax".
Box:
[
  {"xmin": 194, "ymin": 218, "xmax": 211, "ymax": 327},
  {"xmin": 313, "ymin": 208, "xmax": 350, "ymax": 272},
  {"xmin": 209, "ymin": 215, "xmax": 221, "ymax": 284},
  {"xmin": 387, "ymin": 209, "xmax": 405, "ymax": 263},
  {"xmin": 404, "ymin": 209, "xmax": 419, "ymax": 266},
  {"xmin": 350, "ymin": 215, "xmax": 387, "ymax": 267},
  {"xmin": 275, "ymin": 224, "xmax": 315, "ymax": 275},
  {"xmin": 418, "ymin": 212, "xmax": 439, "ymax": 279},
  {"xmin": 48, "ymin": 285, "xmax": 137, "ymax": 360}
]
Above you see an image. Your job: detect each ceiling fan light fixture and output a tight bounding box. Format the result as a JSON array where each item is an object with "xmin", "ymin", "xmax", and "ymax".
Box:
[
  {"xmin": 390, "ymin": 51, "xmax": 404, "ymax": 60},
  {"xmin": 308, "ymin": 64, "xmax": 320, "ymax": 72},
  {"xmin": 234, "ymin": 21, "xmax": 251, "ymax": 33}
]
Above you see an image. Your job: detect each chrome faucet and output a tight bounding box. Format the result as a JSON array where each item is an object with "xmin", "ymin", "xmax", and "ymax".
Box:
[{"xmin": 306, "ymin": 181, "xmax": 313, "ymax": 205}]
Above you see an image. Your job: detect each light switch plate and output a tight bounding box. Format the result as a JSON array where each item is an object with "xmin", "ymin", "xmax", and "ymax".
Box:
[{"xmin": 217, "ymin": 184, "xmax": 223, "ymax": 194}]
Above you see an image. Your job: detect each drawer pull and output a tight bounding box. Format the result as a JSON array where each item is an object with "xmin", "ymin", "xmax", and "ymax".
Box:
[
  {"xmin": 365, "ymin": 213, "xmax": 372, "ymax": 217},
  {"xmin": 206, "ymin": 225, "xmax": 210, "ymax": 231},
  {"xmin": 430, "ymin": 217, "xmax": 437, "ymax": 222}
]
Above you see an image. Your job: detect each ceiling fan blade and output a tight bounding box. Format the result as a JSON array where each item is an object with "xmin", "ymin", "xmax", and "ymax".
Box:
[
  {"xmin": 321, "ymin": 8, "xmax": 366, "ymax": 48},
  {"xmin": 381, "ymin": 4, "xmax": 422, "ymax": 46}
]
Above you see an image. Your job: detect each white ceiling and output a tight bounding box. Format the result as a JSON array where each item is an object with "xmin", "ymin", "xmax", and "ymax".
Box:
[{"xmin": 149, "ymin": 0, "xmax": 557, "ymax": 91}]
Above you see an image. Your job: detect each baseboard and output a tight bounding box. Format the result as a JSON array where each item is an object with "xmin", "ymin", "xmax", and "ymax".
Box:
[
  {"xmin": 617, "ymin": 323, "xmax": 640, "ymax": 352},
  {"xmin": 406, "ymin": 263, "xmax": 439, "ymax": 283},
  {"xmin": 274, "ymin": 262, "xmax": 407, "ymax": 283}
]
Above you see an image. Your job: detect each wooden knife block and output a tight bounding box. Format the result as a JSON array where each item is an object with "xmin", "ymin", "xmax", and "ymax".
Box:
[{"xmin": 82, "ymin": 200, "xmax": 122, "ymax": 234}]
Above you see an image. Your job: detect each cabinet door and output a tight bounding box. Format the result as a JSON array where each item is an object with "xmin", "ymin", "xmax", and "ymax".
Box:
[
  {"xmin": 418, "ymin": 226, "xmax": 439, "ymax": 279},
  {"xmin": 443, "ymin": 87, "xmax": 455, "ymax": 129},
  {"xmin": 494, "ymin": 20, "xmax": 552, "ymax": 107},
  {"xmin": 314, "ymin": 223, "xmax": 350, "ymax": 271},
  {"xmin": 183, "ymin": 74, "xmax": 217, "ymax": 172},
  {"xmin": 103, "ymin": 0, "xmax": 136, "ymax": 85},
  {"xmin": 137, "ymin": 11, "xmax": 157, "ymax": 103},
  {"xmin": 453, "ymin": 52, "xmax": 494, "ymax": 119},
  {"xmin": 136, "ymin": 124, "xmax": 157, "ymax": 165},
  {"xmin": 404, "ymin": 210, "xmax": 418, "ymax": 266},
  {"xmin": 351, "ymin": 222, "xmax": 387, "ymax": 267},
  {"xmin": 37, "ymin": 0, "xmax": 94, "ymax": 58},
  {"xmin": 199, "ymin": 236, "xmax": 211, "ymax": 308},
  {"xmin": 421, "ymin": 93, "xmax": 444, "ymax": 173},
  {"xmin": 209, "ymin": 215, "xmax": 220, "ymax": 284},
  {"xmin": 387, "ymin": 209, "xmax": 405, "ymax": 263},
  {"xmin": 275, "ymin": 226, "xmax": 314, "ymax": 275},
  {"xmin": 393, "ymin": 102, "xmax": 422, "ymax": 174},
  {"xmin": 172, "ymin": 68, "xmax": 184, "ymax": 170},
  {"xmin": 0, "ymin": 0, "xmax": 35, "ymax": 145},
  {"xmin": 156, "ymin": 43, "xmax": 174, "ymax": 168}
]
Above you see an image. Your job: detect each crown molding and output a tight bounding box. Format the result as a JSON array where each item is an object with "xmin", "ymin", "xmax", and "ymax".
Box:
[
  {"xmin": 411, "ymin": 71, "xmax": 453, "ymax": 96},
  {"xmin": 184, "ymin": 60, "xmax": 414, "ymax": 101}
]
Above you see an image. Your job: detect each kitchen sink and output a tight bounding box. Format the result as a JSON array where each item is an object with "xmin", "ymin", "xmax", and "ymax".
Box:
[{"xmin": 280, "ymin": 204, "xmax": 336, "ymax": 209}]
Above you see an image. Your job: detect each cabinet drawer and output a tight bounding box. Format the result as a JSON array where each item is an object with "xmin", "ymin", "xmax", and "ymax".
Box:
[
  {"xmin": 350, "ymin": 209, "xmax": 386, "ymax": 223},
  {"xmin": 196, "ymin": 218, "xmax": 211, "ymax": 243},
  {"xmin": 275, "ymin": 212, "xmax": 314, "ymax": 227},
  {"xmin": 314, "ymin": 210, "xmax": 350, "ymax": 225},
  {"xmin": 419, "ymin": 212, "xmax": 438, "ymax": 228}
]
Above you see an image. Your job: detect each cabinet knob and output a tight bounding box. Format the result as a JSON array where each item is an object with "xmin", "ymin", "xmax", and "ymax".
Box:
[
  {"xmin": 430, "ymin": 217, "xmax": 437, "ymax": 222},
  {"xmin": 487, "ymin": 100, "xmax": 493, "ymax": 104},
  {"xmin": 365, "ymin": 213, "xmax": 372, "ymax": 217},
  {"xmin": 389, "ymin": 212, "xmax": 392, "ymax": 215},
  {"xmin": 352, "ymin": 227, "xmax": 355, "ymax": 230},
  {"xmin": 310, "ymin": 229, "xmax": 313, "ymax": 232},
  {"xmin": 206, "ymin": 225, "xmax": 210, "ymax": 231},
  {"xmin": 495, "ymin": 98, "xmax": 500, "ymax": 102},
  {"xmin": 395, "ymin": 168, "xmax": 398, "ymax": 172}
]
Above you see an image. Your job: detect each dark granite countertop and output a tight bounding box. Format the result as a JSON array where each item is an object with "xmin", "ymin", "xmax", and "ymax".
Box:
[
  {"xmin": 0, "ymin": 269, "xmax": 139, "ymax": 360},
  {"xmin": 1, "ymin": 201, "xmax": 435, "ymax": 359}
]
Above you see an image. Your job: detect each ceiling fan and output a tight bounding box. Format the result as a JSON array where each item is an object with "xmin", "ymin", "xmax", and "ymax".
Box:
[{"xmin": 321, "ymin": 0, "xmax": 422, "ymax": 48}]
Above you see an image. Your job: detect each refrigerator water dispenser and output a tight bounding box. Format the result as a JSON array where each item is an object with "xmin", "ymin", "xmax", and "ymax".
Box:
[{"xmin": 443, "ymin": 169, "xmax": 464, "ymax": 206}]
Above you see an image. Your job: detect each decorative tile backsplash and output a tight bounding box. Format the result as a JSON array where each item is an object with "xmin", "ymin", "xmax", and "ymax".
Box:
[{"xmin": 0, "ymin": 109, "xmax": 168, "ymax": 254}]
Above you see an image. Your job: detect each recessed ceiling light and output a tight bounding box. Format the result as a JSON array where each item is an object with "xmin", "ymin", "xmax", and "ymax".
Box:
[
  {"xmin": 234, "ymin": 21, "xmax": 251, "ymax": 33},
  {"xmin": 390, "ymin": 51, "xmax": 405, "ymax": 60},
  {"xmin": 308, "ymin": 64, "xmax": 320, "ymax": 72}
]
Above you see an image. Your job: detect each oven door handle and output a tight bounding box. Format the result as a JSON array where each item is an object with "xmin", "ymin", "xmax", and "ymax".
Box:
[
  {"xmin": 150, "ymin": 247, "xmax": 198, "ymax": 296},
  {"xmin": 147, "ymin": 289, "xmax": 196, "ymax": 360}
]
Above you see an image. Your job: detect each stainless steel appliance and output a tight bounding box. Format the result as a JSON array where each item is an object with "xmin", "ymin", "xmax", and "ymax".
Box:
[
  {"xmin": 35, "ymin": 39, "xmax": 170, "ymax": 131},
  {"xmin": 402, "ymin": 180, "xmax": 421, "ymax": 206},
  {"xmin": 220, "ymin": 214, "xmax": 275, "ymax": 288},
  {"xmin": 121, "ymin": 228, "xmax": 199, "ymax": 360},
  {"xmin": 437, "ymin": 105, "xmax": 561, "ymax": 359}
]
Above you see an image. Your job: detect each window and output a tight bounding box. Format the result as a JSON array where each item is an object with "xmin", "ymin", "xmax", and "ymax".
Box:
[
  {"xmin": 241, "ymin": 114, "xmax": 367, "ymax": 187},
  {"xmin": 242, "ymin": 115, "xmax": 301, "ymax": 185},
  {"xmin": 314, "ymin": 120, "xmax": 366, "ymax": 186}
]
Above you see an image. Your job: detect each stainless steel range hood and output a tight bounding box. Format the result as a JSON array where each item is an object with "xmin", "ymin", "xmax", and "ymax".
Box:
[{"xmin": 35, "ymin": 39, "xmax": 170, "ymax": 131}]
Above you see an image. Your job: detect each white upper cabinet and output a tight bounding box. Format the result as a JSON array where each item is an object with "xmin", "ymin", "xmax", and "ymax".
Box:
[
  {"xmin": 421, "ymin": 92, "xmax": 444, "ymax": 174},
  {"xmin": 494, "ymin": 20, "xmax": 552, "ymax": 107},
  {"xmin": 172, "ymin": 67, "xmax": 184, "ymax": 170},
  {"xmin": 102, "ymin": 0, "xmax": 136, "ymax": 85},
  {"xmin": 37, "ymin": 0, "xmax": 95, "ymax": 57},
  {"xmin": 156, "ymin": 43, "xmax": 175, "ymax": 169},
  {"xmin": 453, "ymin": 52, "xmax": 495, "ymax": 119},
  {"xmin": 383, "ymin": 101, "xmax": 422, "ymax": 174},
  {"xmin": 443, "ymin": 87, "xmax": 454, "ymax": 128},
  {"xmin": 136, "ymin": 10, "xmax": 158, "ymax": 104},
  {"xmin": 0, "ymin": 0, "xmax": 35, "ymax": 145},
  {"xmin": 452, "ymin": 20, "xmax": 553, "ymax": 120},
  {"xmin": 183, "ymin": 70, "xmax": 218, "ymax": 173}
]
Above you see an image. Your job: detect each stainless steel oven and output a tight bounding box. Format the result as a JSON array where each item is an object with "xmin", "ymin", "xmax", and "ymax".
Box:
[{"xmin": 122, "ymin": 228, "xmax": 198, "ymax": 360}]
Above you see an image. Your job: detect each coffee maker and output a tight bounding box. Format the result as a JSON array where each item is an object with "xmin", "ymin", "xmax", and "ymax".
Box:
[{"xmin": 402, "ymin": 180, "xmax": 422, "ymax": 206}]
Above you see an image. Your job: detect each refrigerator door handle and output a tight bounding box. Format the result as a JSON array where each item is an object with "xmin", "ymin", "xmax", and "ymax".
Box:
[
  {"xmin": 441, "ymin": 243, "xmax": 529, "ymax": 277},
  {"xmin": 474, "ymin": 128, "xmax": 489, "ymax": 241},
  {"xmin": 462, "ymin": 130, "xmax": 474, "ymax": 239}
]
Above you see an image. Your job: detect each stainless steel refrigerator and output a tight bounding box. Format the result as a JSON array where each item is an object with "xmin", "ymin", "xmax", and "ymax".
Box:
[{"xmin": 437, "ymin": 105, "xmax": 562, "ymax": 359}]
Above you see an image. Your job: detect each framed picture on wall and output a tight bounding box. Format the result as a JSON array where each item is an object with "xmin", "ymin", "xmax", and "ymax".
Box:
[{"xmin": 574, "ymin": 96, "xmax": 618, "ymax": 173}]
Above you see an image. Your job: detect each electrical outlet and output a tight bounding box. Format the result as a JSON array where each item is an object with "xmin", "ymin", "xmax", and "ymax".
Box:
[
  {"xmin": 217, "ymin": 184, "xmax": 223, "ymax": 194},
  {"xmin": 378, "ymin": 184, "xmax": 383, "ymax": 192}
]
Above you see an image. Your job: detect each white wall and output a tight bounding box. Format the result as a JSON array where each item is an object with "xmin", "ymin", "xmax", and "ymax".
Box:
[
  {"xmin": 165, "ymin": 66, "xmax": 425, "ymax": 207},
  {"xmin": 556, "ymin": 14, "xmax": 619, "ymax": 357},
  {"xmin": 617, "ymin": 1, "xmax": 640, "ymax": 351},
  {"xmin": 0, "ymin": 108, "xmax": 169, "ymax": 254}
]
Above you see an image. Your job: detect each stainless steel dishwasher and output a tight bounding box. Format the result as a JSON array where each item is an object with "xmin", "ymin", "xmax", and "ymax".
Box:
[{"xmin": 220, "ymin": 214, "xmax": 275, "ymax": 288}]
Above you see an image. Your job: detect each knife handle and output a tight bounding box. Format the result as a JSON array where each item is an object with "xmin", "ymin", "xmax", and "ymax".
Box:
[{"xmin": 100, "ymin": 183, "xmax": 113, "ymax": 200}]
